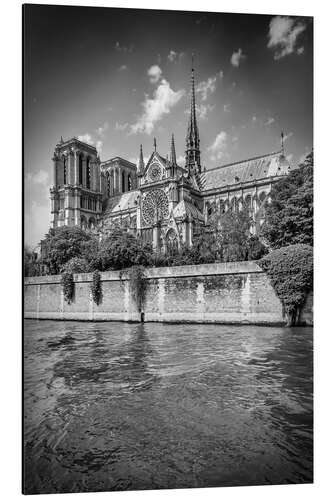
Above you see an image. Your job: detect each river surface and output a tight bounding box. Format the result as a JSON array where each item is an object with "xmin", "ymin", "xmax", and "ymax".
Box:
[{"xmin": 23, "ymin": 320, "xmax": 313, "ymax": 494}]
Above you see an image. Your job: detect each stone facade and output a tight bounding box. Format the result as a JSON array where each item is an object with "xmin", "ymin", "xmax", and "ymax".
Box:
[
  {"xmin": 49, "ymin": 64, "xmax": 291, "ymax": 249},
  {"xmin": 24, "ymin": 262, "xmax": 312, "ymax": 326}
]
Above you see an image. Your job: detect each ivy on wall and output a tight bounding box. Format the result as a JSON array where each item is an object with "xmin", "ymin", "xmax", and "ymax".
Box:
[
  {"xmin": 120, "ymin": 265, "xmax": 147, "ymax": 312},
  {"xmin": 61, "ymin": 271, "xmax": 75, "ymax": 304},
  {"xmin": 91, "ymin": 270, "xmax": 103, "ymax": 305}
]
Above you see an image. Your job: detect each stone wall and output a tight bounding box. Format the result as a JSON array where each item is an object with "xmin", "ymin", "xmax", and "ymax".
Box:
[{"xmin": 24, "ymin": 262, "xmax": 313, "ymax": 325}]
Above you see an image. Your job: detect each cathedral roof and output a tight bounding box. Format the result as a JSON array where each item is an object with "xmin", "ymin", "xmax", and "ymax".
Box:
[
  {"xmin": 104, "ymin": 190, "xmax": 140, "ymax": 215},
  {"xmin": 173, "ymin": 199, "xmax": 204, "ymax": 222},
  {"xmin": 200, "ymin": 152, "xmax": 290, "ymax": 192}
]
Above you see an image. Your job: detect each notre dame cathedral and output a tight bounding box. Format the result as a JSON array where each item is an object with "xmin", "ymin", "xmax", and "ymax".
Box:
[{"xmin": 50, "ymin": 64, "xmax": 291, "ymax": 253}]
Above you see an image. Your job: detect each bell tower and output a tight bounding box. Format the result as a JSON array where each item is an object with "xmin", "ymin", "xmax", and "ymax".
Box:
[{"xmin": 50, "ymin": 137, "xmax": 102, "ymax": 230}]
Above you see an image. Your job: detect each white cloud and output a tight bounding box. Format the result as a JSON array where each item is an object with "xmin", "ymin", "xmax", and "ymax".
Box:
[
  {"xmin": 231, "ymin": 48, "xmax": 246, "ymax": 67},
  {"xmin": 252, "ymin": 115, "xmax": 257, "ymax": 122},
  {"xmin": 96, "ymin": 122, "xmax": 109, "ymax": 137},
  {"xmin": 96, "ymin": 140, "xmax": 103, "ymax": 153},
  {"xmin": 265, "ymin": 117, "xmax": 275, "ymax": 126},
  {"xmin": 115, "ymin": 41, "xmax": 134, "ymax": 53},
  {"xmin": 177, "ymin": 155, "xmax": 185, "ymax": 165},
  {"xmin": 147, "ymin": 65, "xmax": 162, "ymax": 84},
  {"xmin": 27, "ymin": 169, "xmax": 49, "ymax": 186},
  {"xmin": 196, "ymin": 103, "xmax": 215, "ymax": 120},
  {"xmin": 118, "ymin": 65, "xmax": 128, "ymax": 72},
  {"xmin": 284, "ymin": 131, "xmax": 293, "ymax": 141},
  {"xmin": 223, "ymin": 104, "xmax": 230, "ymax": 112},
  {"xmin": 208, "ymin": 130, "xmax": 228, "ymax": 161},
  {"xmin": 25, "ymin": 200, "xmax": 51, "ymax": 248},
  {"xmin": 197, "ymin": 72, "xmax": 222, "ymax": 101},
  {"xmin": 115, "ymin": 122, "xmax": 129, "ymax": 131},
  {"xmin": 167, "ymin": 50, "xmax": 185, "ymax": 63},
  {"xmin": 78, "ymin": 133, "xmax": 94, "ymax": 145},
  {"xmin": 267, "ymin": 16, "xmax": 306, "ymax": 60},
  {"xmin": 130, "ymin": 78, "xmax": 185, "ymax": 135}
]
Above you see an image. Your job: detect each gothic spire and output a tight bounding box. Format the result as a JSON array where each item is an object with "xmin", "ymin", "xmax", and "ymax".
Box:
[
  {"xmin": 138, "ymin": 144, "xmax": 144, "ymax": 174},
  {"xmin": 170, "ymin": 133, "xmax": 177, "ymax": 166},
  {"xmin": 185, "ymin": 54, "xmax": 201, "ymax": 175},
  {"xmin": 280, "ymin": 131, "xmax": 285, "ymax": 156}
]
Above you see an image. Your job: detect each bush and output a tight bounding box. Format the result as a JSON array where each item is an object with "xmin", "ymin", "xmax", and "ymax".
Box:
[
  {"xmin": 259, "ymin": 244, "xmax": 313, "ymax": 326},
  {"xmin": 91, "ymin": 270, "xmax": 103, "ymax": 305},
  {"xmin": 60, "ymin": 257, "xmax": 89, "ymax": 274}
]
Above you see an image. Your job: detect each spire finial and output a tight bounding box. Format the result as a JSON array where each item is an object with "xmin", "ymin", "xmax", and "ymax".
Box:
[
  {"xmin": 185, "ymin": 55, "xmax": 201, "ymax": 175},
  {"xmin": 154, "ymin": 137, "xmax": 157, "ymax": 151},
  {"xmin": 138, "ymin": 144, "xmax": 144, "ymax": 173},
  {"xmin": 170, "ymin": 133, "xmax": 177, "ymax": 166},
  {"xmin": 281, "ymin": 131, "xmax": 285, "ymax": 156}
]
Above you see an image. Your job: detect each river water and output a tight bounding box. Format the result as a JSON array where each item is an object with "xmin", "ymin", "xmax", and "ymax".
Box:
[{"xmin": 23, "ymin": 320, "xmax": 313, "ymax": 494}]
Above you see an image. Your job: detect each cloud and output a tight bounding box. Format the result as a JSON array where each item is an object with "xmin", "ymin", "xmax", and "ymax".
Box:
[
  {"xmin": 25, "ymin": 200, "xmax": 51, "ymax": 248},
  {"xmin": 115, "ymin": 122, "xmax": 129, "ymax": 131},
  {"xmin": 147, "ymin": 65, "xmax": 162, "ymax": 84},
  {"xmin": 208, "ymin": 130, "xmax": 228, "ymax": 161},
  {"xmin": 265, "ymin": 117, "xmax": 275, "ymax": 126},
  {"xmin": 223, "ymin": 104, "xmax": 230, "ymax": 112},
  {"xmin": 267, "ymin": 16, "xmax": 306, "ymax": 60},
  {"xmin": 130, "ymin": 78, "xmax": 185, "ymax": 135},
  {"xmin": 196, "ymin": 103, "xmax": 215, "ymax": 120},
  {"xmin": 78, "ymin": 133, "xmax": 94, "ymax": 145},
  {"xmin": 196, "ymin": 71, "xmax": 223, "ymax": 101},
  {"xmin": 118, "ymin": 65, "xmax": 128, "ymax": 72},
  {"xmin": 96, "ymin": 140, "xmax": 103, "ymax": 153},
  {"xmin": 115, "ymin": 41, "xmax": 134, "ymax": 53},
  {"xmin": 177, "ymin": 155, "xmax": 185, "ymax": 165},
  {"xmin": 96, "ymin": 122, "xmax": 109, "ymax": 137},
  {"xmin": 284, "ymin": 131, "xmax": 293, "ymax": 141},
  {"xmin": 27, "ymin": 169, "xmax": 49, "ymax": 186},
  {"xmin": 231, "ymin": 48, "xmax": 246, "ymax": 67},
  {"xmin": 167, "ymin": 50, "xmax": 185, "ymax": 63},
  {"xmin": 252, "ymin": 115, "xmax": 257, "ymax": 122}
]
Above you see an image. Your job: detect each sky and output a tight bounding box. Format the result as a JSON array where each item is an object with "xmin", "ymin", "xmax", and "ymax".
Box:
[{"xmin": 24, "ymin": 5, "xmax": 313, "ymax": 248}]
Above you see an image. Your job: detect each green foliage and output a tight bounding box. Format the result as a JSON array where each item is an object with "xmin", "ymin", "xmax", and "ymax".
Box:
[
  {"xmin": 259, "ymin": 244, "xmax": 313, "ymax": 325},
  {"xmin": 41, "ymin": 226, "xmax": 95, "ymax": 275},
  {"xmin": 121, "ymin": 265, "xmax": 147, "ymax": 311},
  {"xmin": 91, "ymin": 270, "xmax": 103, "ymax": 305},
  {"xmin": 262, "ymin": 151, "xmax": 313, "ymax": 248},
  {"xmin": 60, "ymin": 257, "xmax": 89, "ymax": 274},
  {"xmin": 94, "ymin": 228, "xmax": 153, "ymax": 271},
  {"xmin": 24, "ymin": 246, "xmax": 43, "ymax": 277},
  {"xmin": 61, "ymin": 271, "xmax": 75, "ymax": 304}
]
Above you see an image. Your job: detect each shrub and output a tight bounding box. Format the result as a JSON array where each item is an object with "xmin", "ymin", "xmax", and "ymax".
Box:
[
  {"xmin": 259, "ymin": 244, "xmax": 313, "ymax": 326},
  {"xmin": 60, "ymin": 257, "xmax": 89, "ymax": 274},
  {"xmin": 91, "ymin": 270, "xmax": 103, "ymax": 305},
  {"xmin": 61, "ymin": 271, "xmax": 75, "ymax": 304}
]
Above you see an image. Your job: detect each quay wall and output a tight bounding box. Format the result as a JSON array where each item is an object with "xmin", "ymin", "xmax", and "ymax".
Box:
[{"xmin": 24, "ymin": 261, "xmax": 313, "ymax": 325}]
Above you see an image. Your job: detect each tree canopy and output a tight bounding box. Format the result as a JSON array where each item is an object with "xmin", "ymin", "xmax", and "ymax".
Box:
[{"xmin": 262, "ymin": 151, "xmax": 313, "ymax": 248}]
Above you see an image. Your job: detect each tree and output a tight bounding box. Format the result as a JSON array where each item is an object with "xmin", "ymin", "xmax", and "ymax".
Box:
[
  {"xmin": 259, "ymin": 244, "xmax": 313, "ymax": 326},
  {"xmin": 93, "ymin": 228, "xmax": 152, "ymax": 271},
  {"xmin": 262, "ymin": 151, "xmax": 313, "ymax": 248},
  {"xmin": 40, "ymin": 226, "xmax": 95, "ymax": 275}
]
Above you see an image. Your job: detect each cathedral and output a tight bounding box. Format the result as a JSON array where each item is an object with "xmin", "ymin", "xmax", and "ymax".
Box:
[{"xmin": 50, "ymin": 64, "xmax": 291, "ymax": 253}]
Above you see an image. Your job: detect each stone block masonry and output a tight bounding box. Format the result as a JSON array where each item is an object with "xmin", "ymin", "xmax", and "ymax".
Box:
[{"xmin": 24, "ymin": 261, "xmax": 313, "ymax": 325}]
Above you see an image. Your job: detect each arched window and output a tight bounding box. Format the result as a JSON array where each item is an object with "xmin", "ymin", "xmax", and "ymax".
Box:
[
  {"xmin": 122, "ymin": 170, "xmax": 125, "ymax": 193},
  {"xmin": 63, "ymin": 156, "xmax": 67, "ymax": 185},
  {"xmin": 244, "ymin": 195, "xmax": 252, "ymax": 216},
  {"xmin": 81, "ymin": 215, "xmax": 87, "ymax": 229},
  {"xmin": 86, "ymin": 157, "xmax": 91, "ymax": 189},
  {"xmin": 88, "ymin": 217, "xmax": 95, "ymax": 229},
  {"xmin": 128, "ymin": 173, "xmax": 132, "ymax": 191},
  {"xmin": 115, "ymin": 169, "xmax": 119, "ymax": 194},
  {"xmin": 78, "ymin": 154, "xmax": 83, "ymax": 185},
  {"xmin": 231, "ymin": 197, "xmax": 238, "ymax": 212},
  {"xmin": 220, "ymin": 200, "xmax": 226, "ymax": 214},
  {"xmin": 106, "ymin": 171, "xmax": 110, "ymax": 197}
]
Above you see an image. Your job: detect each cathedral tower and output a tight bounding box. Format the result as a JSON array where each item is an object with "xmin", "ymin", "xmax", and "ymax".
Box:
[
  {"xmin": 185, "ymin": 57, "xmax": 201, "ymax": 176},
  {"xmin": 50, "ymin": 137, "xmax": 102, "ymax": 230}
]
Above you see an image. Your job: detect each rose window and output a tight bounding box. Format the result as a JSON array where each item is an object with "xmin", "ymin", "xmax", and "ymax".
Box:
[
  {"xmin": 149, "ymin": 163, "xmax": 162, "ymax": 182},
  {"xmin": 142, "ymin": 189, "xmax": 169, "ymax": 226}
]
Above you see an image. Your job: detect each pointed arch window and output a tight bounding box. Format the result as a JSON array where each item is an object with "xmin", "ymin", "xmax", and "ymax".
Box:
[
  {"xmin": 79, "ymin": 154, "xmax": 83, "ymax": 185},
  {"xmin": 122, "ymin": 170, "xmax": 125, "ymax": 193},
  {"xmin": 128, "ymin": 173, "xmax": 132, "ymax": 191},
  {"xmin": 86, "ymin": 157, "xmax": 91, "ymax": 189},
  {"xmin": 63, "ymin": 156, "xmax": 67, "ymax": 185}
]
